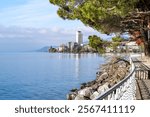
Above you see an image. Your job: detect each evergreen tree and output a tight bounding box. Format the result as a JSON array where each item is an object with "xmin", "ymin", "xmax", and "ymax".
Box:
[{"xmin": 88, "ymin": 35, "xmax": 108, "ymax": 53}]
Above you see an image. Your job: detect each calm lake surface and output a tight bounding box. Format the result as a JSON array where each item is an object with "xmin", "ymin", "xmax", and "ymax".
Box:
[{"xmin": 0, "ymin": 52, "xmax": 105, "ymax": 100}]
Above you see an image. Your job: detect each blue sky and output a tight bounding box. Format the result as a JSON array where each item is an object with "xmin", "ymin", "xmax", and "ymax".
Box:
[{"xmin": 0, "ymin": 0, "xmax": 114, "ymax": 52}]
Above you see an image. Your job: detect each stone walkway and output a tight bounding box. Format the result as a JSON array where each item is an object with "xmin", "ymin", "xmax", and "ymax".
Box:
[
  {"xmin": 136, "ymin": 80, "xmax": 150, "ymax": 100},
  {"xmin": 133, "ymin": 56, "xmax": 150, "ymax": 100}
]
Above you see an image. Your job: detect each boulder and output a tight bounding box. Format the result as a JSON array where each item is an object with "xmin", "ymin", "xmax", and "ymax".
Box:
[
  {"xmin": 96, "ymin": 72, "xmax": 108, "ymax": 82},
  {"xmin": 103, "ymin": 82, "xmax": 109, "ymax": 89},
  {"xmin": 86, "ymin": 80, "xmax": 96, "ymax": 87},
  {"xmin": 70, "ymin": 88, "xmax": 78, "ymax": 92},
  {"xmin": 90, "ymin": 91, "xmax": 100, "ymax": 100},
  {"xmin": 80, "ymin": 83, "xmax": 87, "ymax": 89},
  {"xmin": 78, "ymin": 88, "xmax": 93, "ymax": 98},
  {"xmin": 96, "ymin": 71, "xmax": 103, "ymax": 78},
  {"xmin": 98, "ymin": 82, "xmax": 109, "ymax": 94},
  {"xmin": 67, "ymin": 93, "xmax": 77, "ymax": 100},
  {"xmin": 91, "ymin": 84, "xmax": 98, "ymax": 90},
  {"xmin": 75, "ymin": 95, "xmax": 86, "ymax": 100},
  {"xmin": 97, "ymin": 86, "xmax": 105, "ymax": 94},
  {"xmin": 108, "ymin": 80, "xmax": 116, "ymax": 88}
]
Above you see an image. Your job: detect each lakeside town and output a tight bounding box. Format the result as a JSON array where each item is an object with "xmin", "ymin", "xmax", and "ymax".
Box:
[
  {"xmin": 48, "ymin": 31, "xmax": 143, "ymax": 54},
  {"xmin": 49, "ymin": 31, "xmax": 96, "ymax": 53}
]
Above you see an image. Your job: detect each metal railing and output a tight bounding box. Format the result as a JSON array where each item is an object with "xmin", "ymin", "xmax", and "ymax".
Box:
[
  {"xmin": 134, "ymin": 60, "xmax": 150, "ymax": 80},
  {"xmin": 95, "ymin": 57, "xmax": 136, "ymax": 100}
]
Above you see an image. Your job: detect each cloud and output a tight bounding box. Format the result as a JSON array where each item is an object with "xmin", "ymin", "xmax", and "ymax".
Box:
[
  {"xmin": 0, "ymin": 0, "xmax": 59, "ymax": 28},
  {"xmin": 0, "ymin": 26, "xmax": 55, "ymax": 52},
  {"xmin": 38, "ymin": 29, "xmax": 48, "ymax": 34}
]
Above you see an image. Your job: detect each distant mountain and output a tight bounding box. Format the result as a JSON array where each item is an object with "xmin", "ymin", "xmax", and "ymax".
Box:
[
  {"xmin": 36, "ymin": 46, "xmax": 50, "ymax": 52},
  {"xmin": 36, "ymin": 46, "xmax": 59, "ymax": 52}
]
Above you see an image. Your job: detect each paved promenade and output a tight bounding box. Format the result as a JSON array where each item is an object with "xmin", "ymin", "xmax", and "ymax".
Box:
[{"xmin": 133, "ymin": 55, "xmax": 150, "ymax": 100}]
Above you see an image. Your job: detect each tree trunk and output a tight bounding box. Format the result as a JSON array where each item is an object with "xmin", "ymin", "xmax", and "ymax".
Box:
[
  {"xmin": 143, "ymin": 16, "xmax": 150, "ymax": 57},
  {"xmin": 140, "ymin": 29, "xmax": 150, "ymax": 57},
  {"xmin": 144, "ymin": 41, "xmax": 150, "ymax": 57}
]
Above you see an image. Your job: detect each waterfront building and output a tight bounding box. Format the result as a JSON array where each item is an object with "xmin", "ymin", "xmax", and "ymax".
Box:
[
  {"xmin": 58, "ymin": 44, "xmax": 68, "ymax": 52},
  {"xmin": 76, "ymin": 31, "xmax": 83, "ymax": 45},
  {"xmin": 67, "ymin": 42, "xmax": 79, "ymax": 52},
  {"xmin": 126, "ymin": 41, "xmax": 140, "ymax": 53}
]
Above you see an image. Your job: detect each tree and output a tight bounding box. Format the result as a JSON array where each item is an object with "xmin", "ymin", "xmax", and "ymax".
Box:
[
  {"xmin": 111, "ymin": 36, "xmax": 124, "ymax": 52},
  {"xmin": 88, "ymin": 35, "xmax": 105, "ymax": 53},
  {"xmin": 112, "ymin": 36, "xmax": 124, "ymax": 42},
  {"xmin": 49, "ymin": 0, "xmax": 136, "ymax": 33},
  {"xmin": 49, "ymin": 0, "xmax": 150, "ymax": 56}
]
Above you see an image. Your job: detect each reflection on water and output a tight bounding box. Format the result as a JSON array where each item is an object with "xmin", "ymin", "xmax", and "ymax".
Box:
[
  {"xmin": 56, "ymin": 53, "xmax": 99, "ymax": 59},
  {"xmin": 61, "ymin": 53, "xmax": 101, "ymax": 80},
  {"xmin": 75, "ymin": 54, "xmax": 80, "ymax": 79}
]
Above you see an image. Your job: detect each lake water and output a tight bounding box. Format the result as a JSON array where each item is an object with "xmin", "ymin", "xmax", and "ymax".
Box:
[{"xmin": 0, "ymin": 52, "xmax": 105, "ymax": 100}]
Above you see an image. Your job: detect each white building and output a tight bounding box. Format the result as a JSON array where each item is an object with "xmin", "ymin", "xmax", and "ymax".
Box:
[
  {"xmin": 58, "ymin": 44, "xmax": 68, "ymax": 52},
  {"xmin": 76, "ymin": 31, "xmax": 83, "ymax": 45},
  {"xmin": 126, "ymin": 41, "xmax": 140, "ymax": 52},
  {"xmin": 67, "ymin": 42, "xmax": 78, "ymax": 52}
]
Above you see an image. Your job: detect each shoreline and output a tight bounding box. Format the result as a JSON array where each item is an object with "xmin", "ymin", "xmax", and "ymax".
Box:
[{"xmin": 67, "ymin": 56, "xmax": 131, "ymax": 100}]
